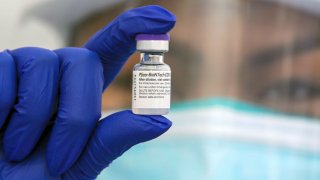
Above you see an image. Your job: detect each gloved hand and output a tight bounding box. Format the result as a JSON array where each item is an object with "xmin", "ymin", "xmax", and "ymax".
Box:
[{"xmin": 0, "ymin": 5, "xmax": 175, "ymax": 179}]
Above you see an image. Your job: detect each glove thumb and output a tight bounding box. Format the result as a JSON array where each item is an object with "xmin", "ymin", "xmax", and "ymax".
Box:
[{"xmin": 62, "ymin": 110, "xmax": 172, "ymax": 180}]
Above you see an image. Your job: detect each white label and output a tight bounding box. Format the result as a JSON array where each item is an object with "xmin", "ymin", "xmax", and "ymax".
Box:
[{"xmin": 132, "ymin": 70, "xmax": 171, "ymax": 109}]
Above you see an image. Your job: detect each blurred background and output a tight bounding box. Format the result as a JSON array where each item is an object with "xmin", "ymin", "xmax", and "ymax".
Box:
[{"xmin": 1, "ymin": 0, "xmax": 320, "ymax": 179}]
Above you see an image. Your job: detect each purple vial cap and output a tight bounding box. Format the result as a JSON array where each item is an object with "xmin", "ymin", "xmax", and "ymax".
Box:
[{"xmin": 136, "ymin": 34, "xmax": 170, "ymax": 41}]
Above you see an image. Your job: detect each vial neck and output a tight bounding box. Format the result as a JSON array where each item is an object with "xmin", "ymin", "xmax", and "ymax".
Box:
[{"xmin": 140, "ymin": 52, "xmax": 164, "ymax": 64}]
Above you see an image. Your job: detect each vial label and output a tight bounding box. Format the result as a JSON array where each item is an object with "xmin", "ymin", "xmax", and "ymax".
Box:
[{"xmin": 132, "ymin": 70, "xmax": 171, "ymax": 109}]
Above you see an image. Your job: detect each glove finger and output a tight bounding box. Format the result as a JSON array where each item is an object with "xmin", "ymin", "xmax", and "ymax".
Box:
[
  {"xmin": 0, "ymin": 51, "xmax": 17, "ymax": 128},
  {"xmin": 84, "ymin": 5, "xmax": 176, "ymax": 89},
  {"xmin": 63, "ymin": 110, "xmax": 172, "ymax": 180},
  {"xmin": 3, "ymin": 47, "xmax": 59, "ymax": 161},
  {"xmin": 46, "ymin": 48, "xmax": 103, "ymax": 176}
]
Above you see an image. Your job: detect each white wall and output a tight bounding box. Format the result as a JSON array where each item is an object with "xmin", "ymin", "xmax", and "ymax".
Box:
[
  {"xmin": 0, "ymin": 0, "xmax": 63, "ymax": 50},
  {"xmin": 0, "ymin": 0, "xmax": 123, "ymax": 50}
]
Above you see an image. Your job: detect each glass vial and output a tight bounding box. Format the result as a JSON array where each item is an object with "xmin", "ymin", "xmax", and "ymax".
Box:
[{"xmin": 132, "ymin": 34, "xmax": 171, "ymax": 115}]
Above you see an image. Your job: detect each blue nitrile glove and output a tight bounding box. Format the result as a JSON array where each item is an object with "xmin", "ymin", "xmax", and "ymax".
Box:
[{"xmin": 0, "ymin": 5, "xmax": 175, "ymax": 179}]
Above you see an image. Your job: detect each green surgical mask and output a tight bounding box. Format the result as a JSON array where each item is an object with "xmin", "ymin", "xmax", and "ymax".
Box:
[{"xmin": 98, "ymin": 97, "xmax": 320, "ymax": 180}]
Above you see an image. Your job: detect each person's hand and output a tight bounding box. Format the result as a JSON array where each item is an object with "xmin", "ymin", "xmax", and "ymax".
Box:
[{"xmin": 0, "ymin": 5, "xmax": 175, "ymax": 179}]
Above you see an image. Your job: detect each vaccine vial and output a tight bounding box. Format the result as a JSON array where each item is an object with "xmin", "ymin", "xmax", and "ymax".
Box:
[{"xmin": 132, "ymin": 34, "xmax": 171, "ymax": 115}]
